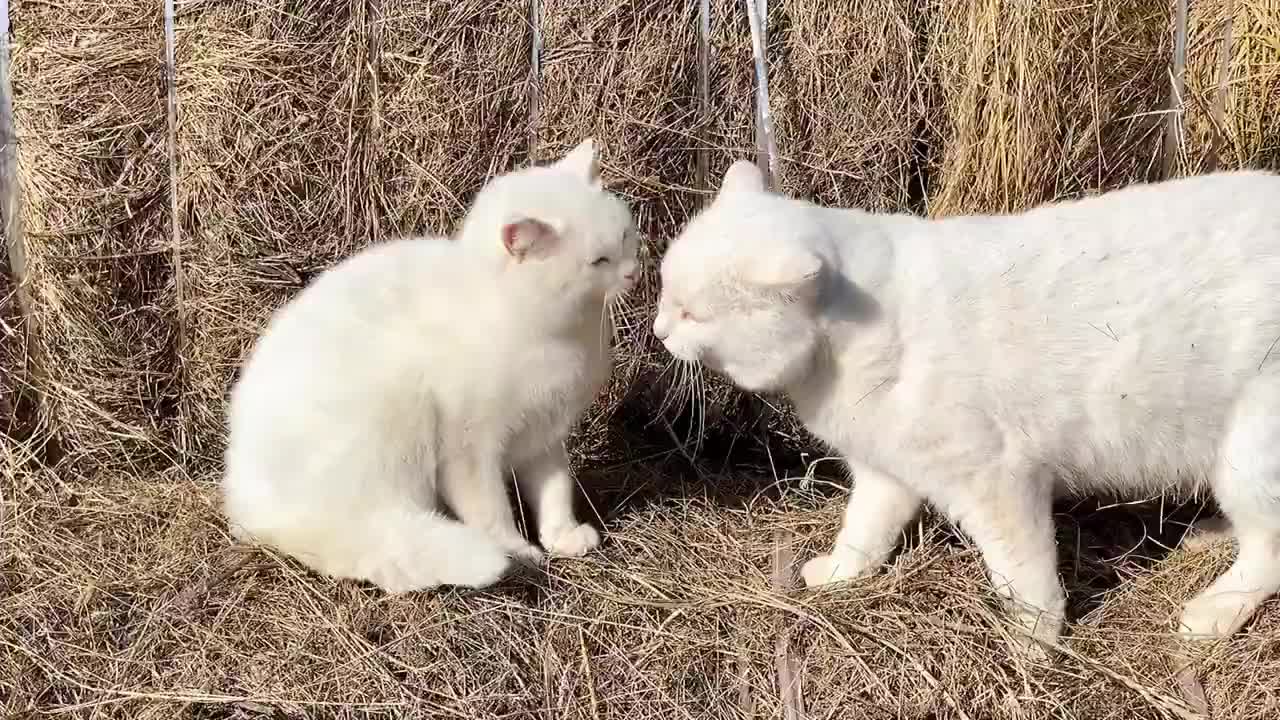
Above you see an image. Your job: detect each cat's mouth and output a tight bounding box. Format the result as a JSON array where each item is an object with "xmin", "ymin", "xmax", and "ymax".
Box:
[{"xmin": 663, "ymin": 341, "xmax": 717, "ymax": 371}]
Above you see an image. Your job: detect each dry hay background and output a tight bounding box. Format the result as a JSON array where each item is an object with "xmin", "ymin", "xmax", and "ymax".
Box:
[{"xmin": 3, "ymin": 0, "xmax": 1280, "ymax": 718}]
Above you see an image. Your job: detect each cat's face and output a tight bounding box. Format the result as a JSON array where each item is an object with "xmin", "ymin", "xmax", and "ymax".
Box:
[
  {"xmin": 654, "ymin": 161, "xmax": 823, "ymax": 392},
  {"xmin": 465, "ymin": 140, "xmax": 639, "ymax": 305}
]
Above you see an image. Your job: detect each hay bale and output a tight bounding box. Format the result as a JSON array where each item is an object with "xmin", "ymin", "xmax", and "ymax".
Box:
[
  {"xmin": 175, "ymin": 2, "xmax": 372, "ymax": 465},
  {"xmin": 0, "ymin": 265, "xmax": 26, "ymax": 437},
  {"xmin": 771, "ymin": 0, "xmax": 923, "ymax": 212},
  {"xmin": 923, "ymin": 0, "xmax": 1171, "ymax": 215},
  {"xmin": 372, "ymin": 0, "xmax": 531, "ymax": 238},
  {"xmin": 536, "ymin": 0, "xmax": 699, "ymax": 227},
  {"xmin": 707, "ymin": 0, "xmax": 772, "ymax": 185},
  {"xmin": 10, "ymin": 0, "xmax": 178, "ymax": 470},
  {"xmin": 1179, "ymin": 0, "xmax": 1280, "ymax": 174},
  {"xmin": 533, "ymin": 0, "xmax": 702, "ymax": 459},
  {"xmin": 1055, "ymin": 0, "xmax": 1173, "ymax": 194}
]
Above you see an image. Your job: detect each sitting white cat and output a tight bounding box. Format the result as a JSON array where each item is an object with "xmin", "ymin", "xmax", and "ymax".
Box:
[
  {"xmin": 222, "ymin": 140, "xmax": 639, "ymax": 592},
  {"xmin": 655, "ymin": 160, "xmax": 1280, "ymax": 645}
]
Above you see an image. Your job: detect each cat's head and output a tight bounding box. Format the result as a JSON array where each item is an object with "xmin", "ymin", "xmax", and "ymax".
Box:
[
  {"xmin": 654, "ymin": 161, "xmax": 826, "ymax": 392},
  {"xmin": 460, "ymin": 139, "xmax": 639, "ymax": 306}
]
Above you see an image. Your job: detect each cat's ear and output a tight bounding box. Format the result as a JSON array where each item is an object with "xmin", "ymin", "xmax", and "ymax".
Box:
[
  {"xmin": 501, "ymin": 217, "xmax": 560, "ymax": 261},
  {"xmin": 741, "ymin": 247, "xmax": 823, "ymax": 301},
  {"xmin": 721, "ymin": 160, "xmax": 764, "ymax": 195},
  {"xmin": 556, "ymin": 138, "xmax": 602, "ymax": 188}
]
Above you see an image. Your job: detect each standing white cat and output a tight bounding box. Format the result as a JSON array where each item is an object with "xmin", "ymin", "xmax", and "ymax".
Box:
[
  {"xmin": 223, "ymin": 140, "xmax": 639, "ymax": 592},
  {"xmin": 655, "ymin": 160, "xmax": 1280, "ymax": 645}
]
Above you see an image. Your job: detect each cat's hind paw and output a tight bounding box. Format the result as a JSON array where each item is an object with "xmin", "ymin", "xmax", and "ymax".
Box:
[
  {"xmin": 543, "ymin": 523, "xmax": 601, "ymax": 558},
  {"xmin": 506, "ymin": 541, "xmax": 546, "ymax": 568},
  {"xmin": 1178, "ymin": 591, "xmax": 1258, "ymax": 640},
  {"xmin": 800, "ymin": 554, "xmax": 865, "ymax": 588}
]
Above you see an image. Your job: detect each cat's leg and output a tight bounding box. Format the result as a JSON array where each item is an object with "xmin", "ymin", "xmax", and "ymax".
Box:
[
  {"xmin": 439, "ymin": 448, "xmax": 544, "ymax": 565},
  {"xmin": 945, "ymin": 462, "xmax": 1065, "ymax": 647},
  {"xmin": 515, "ymin": 445, "xmax": 600, "ymax": 557},
  {"xmin": 1179, "ymin": 376, "xmax": 1280, "ymax": 639},
  {"xmin": 801, "ymin": 463, "xmax": 922, "ymax": 587}
]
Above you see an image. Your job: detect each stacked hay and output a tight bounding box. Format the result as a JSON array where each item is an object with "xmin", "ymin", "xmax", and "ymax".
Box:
[
  {"xmin": 923, "ymin": 0, "xmax": 1171, "ymax": 216},
  {"xmin": 371, "ymin": 0, "xmax": 530, "ymax": 239},
  {"xmin": 1055, "ymin": 0, "xmax": 1174, "ymax": 193},
  {"xmin": 771, "ymin": 0, "xmax": 923, "ymax": 212},
  {"xmin": 9, "ymin": 0, "xmax": 178, "ymax": 471},
  {"xmin": 175, "ymin": 1, "xmax": 374, "ymax": 466},
  {"xmin": 6, "ymin": 457, "xmax": 1274, "ymax": 719},
  {"xmin": 1178, "ymin": 0, "xmax": 1280, "ymax": 174},
  {"xmin": 0, "ymin": 259, "xmax": 26, "ymax": 438}
]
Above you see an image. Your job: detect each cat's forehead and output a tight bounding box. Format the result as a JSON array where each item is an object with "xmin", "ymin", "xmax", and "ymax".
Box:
[{"xmin": 662, "ymin": 217, "xmax": 741, "ymax": 299}]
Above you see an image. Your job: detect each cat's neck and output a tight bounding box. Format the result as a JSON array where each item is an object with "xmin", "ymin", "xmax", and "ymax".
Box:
[
  {"xmin": 785, "ymin": 205, "xmax": 910, "ymax": 403},
  {"xmin": 814, "ymin": 205, "xmax": 903, "ymax": 337}
]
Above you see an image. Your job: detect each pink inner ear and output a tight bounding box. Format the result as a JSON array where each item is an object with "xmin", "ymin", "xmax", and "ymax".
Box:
[
  {"xmin": 501, "ymin": 218, "xmax": 556, "ymax": 260},
  {"xmin": 501, "ymin": 222, "xmax": 524, "ymax": 257}
]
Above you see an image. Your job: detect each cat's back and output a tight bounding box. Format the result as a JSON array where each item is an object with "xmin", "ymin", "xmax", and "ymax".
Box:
[
  {"xmin": 971, "ymin": 171, "xmax": 1277, "ymax": 265},
  {"xmin": 881, "ymin": 171, "xmax": 1280, "ymax": 487},
  {"xmin": 909, "ymin": 171, "xmax": 1280, "ymax": 315},
  {"xmin": 229, "ymin": 237, "xmax": 494, "ymax": 426}
]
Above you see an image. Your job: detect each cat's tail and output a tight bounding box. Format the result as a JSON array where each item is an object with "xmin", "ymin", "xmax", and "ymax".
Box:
[
  {"xmin": 353, "ymin": 507, "xmax": 514, "ymax": 593},
  {"xmin": 227, "ymin": 493, "xmax": 513, "ymax": 593}
]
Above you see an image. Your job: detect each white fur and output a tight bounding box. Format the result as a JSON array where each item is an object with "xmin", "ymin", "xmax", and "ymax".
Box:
[
  {"xmin": 222, "ymin": 140, "xmax": 639, "ymax": 592},
  {"xmin": 657, "ymin": 160, "xmax": 1280, "ymax": 645}
]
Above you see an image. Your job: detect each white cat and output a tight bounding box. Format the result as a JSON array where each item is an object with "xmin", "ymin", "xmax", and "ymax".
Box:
[
  {"xmin": 655, "ymin": 160, "xmax": 1280, "ymax": 645},
  {"xmin": 222, "ymin": 140, "xmax": 639, "ymax": 592}
]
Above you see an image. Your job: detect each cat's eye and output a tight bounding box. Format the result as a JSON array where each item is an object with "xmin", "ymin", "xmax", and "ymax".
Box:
[{"xmin": 591, "ymin": 256, "xmax": 611, "ymax": 266}]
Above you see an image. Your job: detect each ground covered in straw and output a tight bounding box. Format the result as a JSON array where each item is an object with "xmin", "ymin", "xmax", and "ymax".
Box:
[{"xmin": 5, "ymin": 439, "xmax": 1279, "ymax": 719}]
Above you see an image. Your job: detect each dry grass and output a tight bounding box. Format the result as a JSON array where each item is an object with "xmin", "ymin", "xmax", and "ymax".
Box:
[
  {"xmin": 0, "ymin": 269, "xmax": 27, "ymax": 440},
  {"xmin": 4, "ymin": 451, "xmax": 1278, "ymax": 719},
  {"xmin": 372, "ymin": 1, "xmax": 531, "ymax": 239},
  {"xmin": 9, "ymin": 0, "xmax": 178, "ymax": 470},
  {"xmin": 6, "ymin": 0, "xmax": 1280, "ymax": 718},
  {"xmin": 771, "ymin": 0, "xmax": 923, "ymax": 212},
  {"xmin": 923, "ymin": 0, "xmax": 1171, "ymax": 215},
  {"xmin": 1178, "ymin": 0, "xmax": 1280, "ymax": 174},
  {"xmin": 535, "ymin": 0, "xmax": 702, "ymax": 459}
]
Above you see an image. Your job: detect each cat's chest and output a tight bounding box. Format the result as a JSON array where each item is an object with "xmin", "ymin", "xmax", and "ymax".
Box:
[
  {"xmin": 790, "ymin": 364, "xmax": 900, "ymax": 462},
  {"xmin": 503, "ymin": 334, "xmax": 612, "ymax": 457},
  {"xmin": 533, "ymin": 342, "xmax": 610, "ymax": 402}
]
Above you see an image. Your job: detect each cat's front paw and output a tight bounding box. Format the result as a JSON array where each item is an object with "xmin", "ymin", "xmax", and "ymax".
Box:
[
  {"xmin": 542, "ymin": 523, "xmax": 601, "ymax": 557},
  {"xmin": 508, "ymin": 542, "xmax": 546, "ymax": 567},
  {"xmin": 800, "ymin": 554, "xmax": 865, "ymax": 588},
  {"xmin": 490, "ymin": 533, "xmax": 545, "ymax": 567}
]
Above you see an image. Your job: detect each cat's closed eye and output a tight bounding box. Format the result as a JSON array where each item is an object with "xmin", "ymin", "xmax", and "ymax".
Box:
[{"xmin": 591, "ymin": 256, "xmax": 611, "ymax": 266}]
